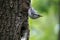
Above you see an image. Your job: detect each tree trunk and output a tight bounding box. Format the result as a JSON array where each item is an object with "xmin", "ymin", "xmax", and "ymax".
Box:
[{"xmin": 0, "ymin": 0, "xmax": 30, "ymax": 40}]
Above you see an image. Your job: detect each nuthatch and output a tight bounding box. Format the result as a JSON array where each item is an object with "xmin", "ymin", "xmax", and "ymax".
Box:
[{"xmin": 28, "ymin": 7, "xmax": 42, "ymax": 19}]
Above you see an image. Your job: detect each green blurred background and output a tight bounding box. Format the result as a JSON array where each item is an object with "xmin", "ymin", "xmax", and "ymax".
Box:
[{"xmin": 29, "ymin": 0, "xmax": 59, "ymax": 40}]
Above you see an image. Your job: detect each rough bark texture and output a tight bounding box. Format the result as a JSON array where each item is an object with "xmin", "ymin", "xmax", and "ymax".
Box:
[{"xmin": 0, "ymin": 0, "xmax": 30, "ymax": 40}]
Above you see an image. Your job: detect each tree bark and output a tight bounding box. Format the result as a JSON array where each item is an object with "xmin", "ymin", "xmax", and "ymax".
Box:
[{"xmin": 0, "ymin": 0, "xmax": 30, "ymax": 40}]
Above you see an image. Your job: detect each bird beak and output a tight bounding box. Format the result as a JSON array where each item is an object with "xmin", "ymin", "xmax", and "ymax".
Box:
[{"xmin": 38, "ymin": 14, "xmax": 42, "ymax": 17}]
